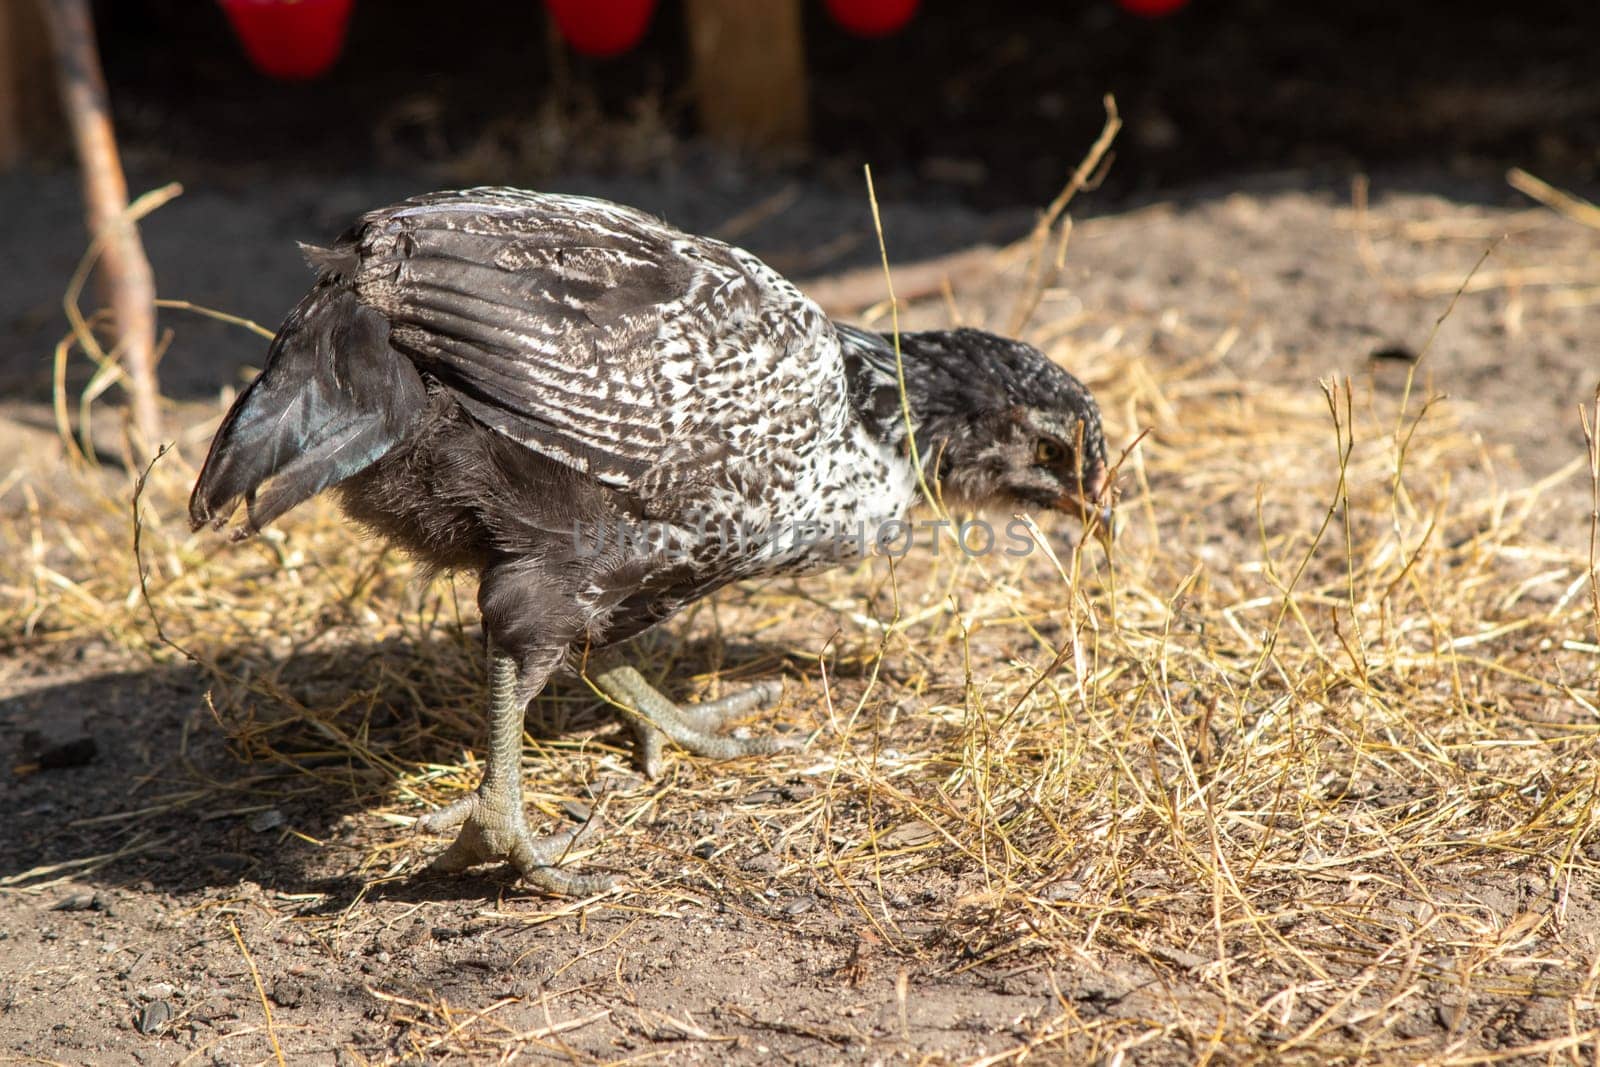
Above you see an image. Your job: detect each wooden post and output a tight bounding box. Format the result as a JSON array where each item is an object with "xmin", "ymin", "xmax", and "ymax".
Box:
[
  {"xmin": 684, "ymin": 0, "xmax": 808, "ymax": 152},
  {"xmin": 0, "ymin": 0, "xmax": 61, "ymax": 167},
  {"xmin": 41, "ymin": 0, "xmax": 163, "ymax": 451}
]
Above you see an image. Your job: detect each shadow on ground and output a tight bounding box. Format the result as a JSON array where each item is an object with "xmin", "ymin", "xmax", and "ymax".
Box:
[{"xmin": 2, "ymin": 633, "xmax": 842, "ymax": 901}]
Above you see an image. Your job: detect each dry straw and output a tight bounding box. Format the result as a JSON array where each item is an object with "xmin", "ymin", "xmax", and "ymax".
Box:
[{"xmin": 5, "ymin": 162, "xmax": 1600, "ymax": 1063}]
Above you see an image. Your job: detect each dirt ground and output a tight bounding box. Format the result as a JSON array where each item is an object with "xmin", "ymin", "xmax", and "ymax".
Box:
[
  {"xmin": 4, "ymin": 6, "xmax": 1600, "ymax": 1057},
  {"xmin": 5, "ymin": 157, "xmax": 1600, "ymax": 1063}
]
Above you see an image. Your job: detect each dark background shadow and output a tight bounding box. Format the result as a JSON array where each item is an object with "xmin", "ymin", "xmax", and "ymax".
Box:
[
  {"xmin": 3, "ymin": 0, "xmax": 1597, "ymax": 402},
  {"xmin": 88, "ymin": 0, "xmax": 1600, "ymax": 205}
]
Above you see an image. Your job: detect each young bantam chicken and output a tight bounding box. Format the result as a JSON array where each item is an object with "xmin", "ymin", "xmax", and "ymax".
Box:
[{"xmin": 190, "ymin": 189, "xmax": 1111, "ymax": 893}]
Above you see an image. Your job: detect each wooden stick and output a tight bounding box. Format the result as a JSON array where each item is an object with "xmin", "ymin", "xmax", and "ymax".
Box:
[
  {"xmin": 42, "ymin": 0, "xmax": 162, "ymax": 450},
  {"xmin": 684, "ymin": 0, "xmax": 808, "ymax": 151},
  {"xmin": 0, "ymin": 6, "xmax": 21, "ymax": 167},
  {"xmin": 0, "ymin": 0, "xmax": 59, "ymax": 168}
]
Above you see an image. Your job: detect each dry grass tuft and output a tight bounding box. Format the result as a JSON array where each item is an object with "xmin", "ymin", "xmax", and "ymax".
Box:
[{"xmin": 5, "ymin": 184, "xmax": 1600, "ymax": 1065}]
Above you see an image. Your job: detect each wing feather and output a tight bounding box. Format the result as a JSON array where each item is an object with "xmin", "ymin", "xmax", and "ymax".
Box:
[{"xmin": 341, "ymin": 190, "xmax": 772, "ymax": 491}]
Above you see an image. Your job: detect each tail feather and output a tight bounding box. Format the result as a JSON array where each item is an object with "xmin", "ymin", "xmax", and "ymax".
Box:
[{"xmin": 190, "ymin": 284, "xmax": 428, "ymax": 536}]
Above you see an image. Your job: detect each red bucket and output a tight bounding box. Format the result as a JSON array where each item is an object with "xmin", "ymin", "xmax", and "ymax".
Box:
[
  {"xmin": 1117, "ymin": 0, "xmax": 1190, "ymax": 17},
  {"xmin": 544, "ymin": 0, "xmax": 657, "ymax": 59},
  {"xmin": 824, "ymin": 0, "xmax": 921, "ymax": 38},
  {"xmin": 219, "ymin": 0, "xmax": 355, "ymax": 81}
]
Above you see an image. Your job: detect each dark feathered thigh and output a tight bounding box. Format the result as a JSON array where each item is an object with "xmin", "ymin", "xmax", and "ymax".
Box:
[{"xmin": 334, "ymin": 387, "xmax": 720, "ymax": 651}]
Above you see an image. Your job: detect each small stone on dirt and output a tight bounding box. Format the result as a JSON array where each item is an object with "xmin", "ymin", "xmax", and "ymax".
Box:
[
  {"xmin": 136, "ymin": 1000, "xmax": 172, "ymax": 1034},
  {"xmin": 51, "ymin": 890, "xmax": 100, "ymax": 912},
  {"xmin": 781, "ymin": 895, "xmax": 816, "ymax": 917},
  {"xmin": 246, "ymin": 809, "xmax": 285, "ymax": 833}
]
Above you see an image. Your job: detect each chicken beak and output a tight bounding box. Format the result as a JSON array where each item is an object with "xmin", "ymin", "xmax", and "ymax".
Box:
[
  {"xmin": 1089, "ymin": 502, "xmax": 1116, "ymax": 550},
  {"xmin": 1060, "ymin": 466, "xmax": 1115, "ymax": 552}
]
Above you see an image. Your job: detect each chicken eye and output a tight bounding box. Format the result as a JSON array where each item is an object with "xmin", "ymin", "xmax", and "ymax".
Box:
[{"xmin": 1035, "ymin": 439, "xmax": 1066, "ymax": 466}]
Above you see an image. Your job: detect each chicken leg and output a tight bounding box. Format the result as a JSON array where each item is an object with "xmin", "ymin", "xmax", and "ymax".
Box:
[
  {"xmin": 417, "ymin": 646, "xmax": 615, "ymax": 895},
  {"xmin": 588, "ymin": 661, "xmax": 789, "ymax": 779}
]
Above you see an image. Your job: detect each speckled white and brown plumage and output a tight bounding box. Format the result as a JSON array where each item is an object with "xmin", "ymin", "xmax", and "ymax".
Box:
[{"xmin": 189, "ymin": 188, "xmax": 1110, "ymax": 893}]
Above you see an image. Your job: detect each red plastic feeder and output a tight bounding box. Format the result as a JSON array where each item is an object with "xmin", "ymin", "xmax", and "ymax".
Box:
[
  {"xmin": 1117, "ymin": 0, "xmax": 1191, "ymax": 17},
  {"xmin": 825, "ymin": 0, "xmax": 921, "ymax": 38},
  {"xmin": 544, "ymin": 0, "xmax": 657, "ymax": 58},
  {"xmin": 219, "ymin": 0, "xmax": 354, "ymax": 81}
]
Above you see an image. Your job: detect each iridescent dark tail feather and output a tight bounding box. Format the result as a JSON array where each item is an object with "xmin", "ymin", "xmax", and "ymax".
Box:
[{"xmin": 188, "ymin": 284, "xmax": 428, "ymax": 537}]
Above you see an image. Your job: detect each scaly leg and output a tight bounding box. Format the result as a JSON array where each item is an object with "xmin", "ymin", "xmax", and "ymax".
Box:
[
  {"xmin": 590, "ymin": 661, "xmax": 790, "ymax": 779},
  {"xmin": 417, "ymin": 646, "xmax": 615, "ymax": 895}
]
